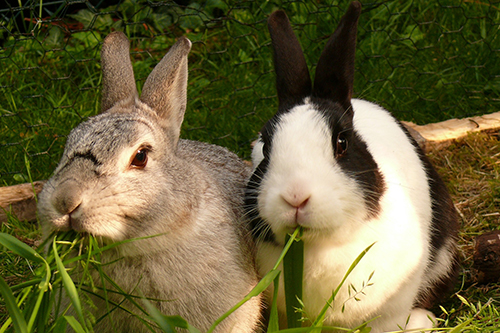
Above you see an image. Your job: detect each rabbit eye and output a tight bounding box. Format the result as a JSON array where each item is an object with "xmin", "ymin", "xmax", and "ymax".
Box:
[
  {"xmin": 336, "ymin": 134, "xmax": 348, "ymax": 157},
  {"xmin": 131, "ymin": 148, "xmax": 148, "ymax": 168}
]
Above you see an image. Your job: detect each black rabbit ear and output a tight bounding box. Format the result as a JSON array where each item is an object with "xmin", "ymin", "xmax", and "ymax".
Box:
[
  {"xmin": 268, "ymin": 10, "xmax": 312, "ymax": 113},
  {"xmin": 313, "ymin": 1, "xmax": 361, "ymax": 111}
]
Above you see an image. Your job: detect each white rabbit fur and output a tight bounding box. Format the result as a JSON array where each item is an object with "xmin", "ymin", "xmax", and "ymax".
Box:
[
  {"xmin": 38, "ymin": 32, "xmax": 261, "ymax": 332},
  {"xmin": 245, "ymin": 2, "xmax": 458, "ymax": 332}
]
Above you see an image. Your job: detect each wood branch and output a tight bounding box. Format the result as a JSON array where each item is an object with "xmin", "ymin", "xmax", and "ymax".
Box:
[
  {"xmin": 402, "ymin": 110, "xmax": 500, "ymax": 151},
  {"xmin": 0, "ymin": 181, "xmax": 45, "ymax": 223}
]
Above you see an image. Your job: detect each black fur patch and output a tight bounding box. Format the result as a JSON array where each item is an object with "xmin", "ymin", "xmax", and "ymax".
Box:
[
  {"xmin": 244, "ymin": 157, "xmax": 276, "ymax": 243},
  {"xmin": 244, "ymin": 116, "xmax": 281, "ymax": 243},
  {"xmin": 400, "ymin": 124, "xmax": 459, "ymax": 257},
  {"xmin": 311, "ymin": 97, "xmax": 386, "ymax": 218},
  {"xmin": 399, "ymin": 124, "xmax": 459, "ymax": 307},
  {"xmin": 72, "ymin": 151, "xmax": 102, "ymax": 166}
]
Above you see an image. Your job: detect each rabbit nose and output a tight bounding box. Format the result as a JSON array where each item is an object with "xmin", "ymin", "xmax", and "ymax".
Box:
[
  {"xmin": 52, "ymin": 179, "xmax": 83, "ymax": 216},
  {"xmin": 282, "ymin": 193, "xmax": 310, "ymax": 210}
]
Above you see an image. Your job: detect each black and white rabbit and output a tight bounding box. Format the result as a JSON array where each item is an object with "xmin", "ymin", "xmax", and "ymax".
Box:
[
  {"xmin": 38, "ymin": 32, "xmax": 262, "ymax": 332},
  {"xmin": 245, "ymin": 2, "xmax": 458, "ymax": 332}
]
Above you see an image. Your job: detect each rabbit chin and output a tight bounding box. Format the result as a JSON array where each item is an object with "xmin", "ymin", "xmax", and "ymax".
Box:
[
  {"xmin": 41, "ymin": 205, "xmax": 129, "ymax": 242},
  {"xmin": 49, "ymin": 215, "xmax": 129, "ymax": 242}
]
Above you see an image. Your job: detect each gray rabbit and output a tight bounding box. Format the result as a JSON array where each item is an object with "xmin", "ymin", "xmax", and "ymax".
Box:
[{"xmin": 38, "ymin": 32, "xmax": 262, "ymax": 332}]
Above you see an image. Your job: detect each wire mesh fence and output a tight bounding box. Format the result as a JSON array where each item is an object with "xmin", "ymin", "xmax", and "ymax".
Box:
[{"xmin": 1, "ymin": 0, "xmax": 499, "ymax": 185}]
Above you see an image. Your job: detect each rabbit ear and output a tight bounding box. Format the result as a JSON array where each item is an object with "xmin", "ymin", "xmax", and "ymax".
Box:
[
  {"xmin": 140, "ymin": 37, "xmax": 191, "ymax": 143},
  {"xmin": 101, "ymin": 31, "xmax": 139, "ymax": 112},
  {"xmin": 313, "ymin": 1, "xmax": 361, "ymax": 111},
  {"xmin": 268, "ymin": 10, "xmax": 312, "ymax": 113}
]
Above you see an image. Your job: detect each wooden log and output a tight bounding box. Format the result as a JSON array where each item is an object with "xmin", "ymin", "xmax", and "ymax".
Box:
[
  {"xmin": 0, "ymin": 181, "xmax": 45, "ymax": 223},
  {"xmin": 402, "ymin": 110, "xmax": 500, "ymax": 151}
]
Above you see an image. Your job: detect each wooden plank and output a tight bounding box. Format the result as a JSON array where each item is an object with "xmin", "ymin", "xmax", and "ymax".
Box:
[{"xmin": 402, "ymin": 110, "xmax": 500, "ymax": 150}]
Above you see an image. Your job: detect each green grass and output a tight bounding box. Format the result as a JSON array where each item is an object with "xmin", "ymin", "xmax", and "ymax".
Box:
[
  {"xmin": 1, "ymin": 0, "xmax": 499, "ymax": 331},
  {"xmin": 0, "ymin": 226, "xmax": 303, "ymax": 332}
]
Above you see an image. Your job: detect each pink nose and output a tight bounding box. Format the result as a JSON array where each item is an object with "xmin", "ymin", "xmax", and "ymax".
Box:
[{"xmin": 282, "ymin": 194, "xmax": 310, "ymax": 210}]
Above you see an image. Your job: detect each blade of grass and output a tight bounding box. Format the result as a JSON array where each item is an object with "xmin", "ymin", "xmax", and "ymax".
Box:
[
  {"xmin": 24, "ymin": 154, "xmax": 37, "ymax": 205},
  {"xmin": 207, "ymin": 228, "xmax": 303, "ymax": 333},
  {"xmin": 26, "ymin": 255, "xmax": 51, "ymax": 332},
  {"xmin": 52, "ymin": 236, "xmax": 87, "ymax": 331},
  {"xmin": 265, "ymin": 326, "xmax": 353, "ymax": 333},
  {"xmin": 92, "ymin": 265, "xmax": 151, "ymax": 326},
  {"xmin": 57, "ymin": 233, "xmax": 166, "ymax": 268},
  {"xmin": 143, "ymin": 302, "xmax": 175, "ymax": 333},
  {"xmin": 35, "ymin": 291, "xmax": 52, "ymax": 333},
  {"xmin": 80, "ymin": 285, "xmax": 156, "ymax": 331},
  {"xmin": 26, "ymin": 284, "xmax": 48, "ymax": 332},
  {"xmin": 0, "ymin": 232, "xmax": 53, "ymax": 332},
  {"xmin": 0, "ymin": 285, "xmax": 36, "ymax": 333},
  {"xmin": 64, "ymin": 316, "xmax": 88, "ymax": 333},
  {"xmin": 207, "ymin": 268, "xmax": 281, "ymax": 333},
  {"xmin": 267, "ymin": 273, "xmax": 281, "ymax": 332},
  {"xmin": 84, "ymin": 258, "xmax": 185, "ymax": 330},
  {"xmin": 144, "ymin": 299, "xmax": 201, "ymax": 333},
  {"xmin": 0, "ymin": 277, "xmax": 28, "ymax": 333},
  {"xmin": 311, "ymin": 242, "xmax": 376, "ymax": 330},
  {"xmin": 283, "ymin": 232, "xmax": 304, "ymax": 328},
  {"xmin": 0, "ymin": 318, "xmax": 13, "ymax": 333},
  {"xmin": 448, "ymin": 319, "xmax": 473, "ymax": 333},
  {"xmin": 9, "ymin": 278, "xmax": 43, "ymax": 292},
  {"xmin": 0, "ymin": 232, "xmax": 44, "ymax": 264},
  {"xmin": 142, "ymin": 278, "xmax": 204, "ymax": 332},
  {"xmin": 273, "ymin": 227, "xmax": 302, "ymax": 271},
  {"xmin": 53, "ymin": 316, "xmax": 68, "ymax": 333},
  {"xmin": 165, "ymin": 316, "xmax": 201, "ymax": 332}
]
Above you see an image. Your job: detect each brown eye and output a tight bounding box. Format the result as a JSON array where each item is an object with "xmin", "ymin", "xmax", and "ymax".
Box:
[
  {"xmin": 131, "ymin": 148, "xmax": 148, "ymax": 168},
  {"xmin": 336, "ymin": 134, "xmax": 348, "ymax": 157}
]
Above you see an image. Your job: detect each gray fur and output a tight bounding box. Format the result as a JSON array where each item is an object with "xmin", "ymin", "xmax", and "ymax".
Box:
[
  {"xmin": 38, "ymin": 32, "xmax": 261, "ymax": 332},
  {"xmin": 141, "ymin": 36, "xmax": 190, "ymax": 146},
  {"xmin": 100, "ymin": 31, "xmax": 138, "ymax": 112}
]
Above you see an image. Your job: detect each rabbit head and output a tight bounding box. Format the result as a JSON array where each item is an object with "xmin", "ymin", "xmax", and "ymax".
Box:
[
  {"xmin": 246, "ymin": 2, "xmax": 386, "ymax": 244},
  {"xmin": 38, "ymin": 32, "xmax": 196, "ymax": 247}
]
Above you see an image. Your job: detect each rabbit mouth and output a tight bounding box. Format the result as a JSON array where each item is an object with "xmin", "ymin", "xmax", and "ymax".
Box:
[
  {"xmin": 54, "ymin": 211, "xmax": 127, "ymax": 242},
  {"xmin": 286, "ymin": 225, "xmax": 311, "ymax": 235},
  {"xmin": 285, "ymin": 206, "xmax": 313, "ymax": 228},
  {"xmin": 68, "ymin": 216, "xmax": 87, "ymax": 234}
]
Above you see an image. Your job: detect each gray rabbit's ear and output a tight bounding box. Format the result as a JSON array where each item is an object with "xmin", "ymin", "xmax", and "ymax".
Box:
[
  {"xmin": 100, "ymin": 31, "xmax": 138, "ymax": 112},
  {"xmin": 140, "ymin": 37, "xmax": 192, "ymax": 143}
]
